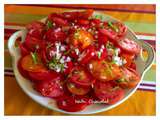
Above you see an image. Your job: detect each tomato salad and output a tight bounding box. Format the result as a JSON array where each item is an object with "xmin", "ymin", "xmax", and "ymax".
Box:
[{"xmin": 18, "ymin": 10, "xmax": 141, "ymax": 112}]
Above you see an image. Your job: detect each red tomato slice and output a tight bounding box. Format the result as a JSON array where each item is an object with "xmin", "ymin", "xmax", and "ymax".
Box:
[
  {"xmin": 34, "ymin": 75, "xmax": 64, "ymax": 98},
  {"xmin": 26, "ymin": 21, "xmax": 45, "ymax": 39},
  {"xmin": 78, "ymin": 45, "xmax": 96, "ymax": 64},
  {"xmin": 45, "ymin": 28, "xmax": 67, "ymax": 43},
  {"xmin": 63, "ymin": 9, "xmax": 93, "ymax": 21},
  {"xmin": 19, "ymin": 43, "xmax": 30, "ymax": 56},
  {"xmin": 24, "ymin": 35, "xmax": 45, "ymax": 52},
  {"xmin": 29, "ymin": 70, "xmax": 60, "ymax": 81},
  {"xmin": 21, "ymin": 54, "xmax": 47, "ymax": 73},
  {"xmin": 94, "ymin": 81, "xmax": 124, "ymax": 104},
  {"xmin": 56, "ymin": 95, "xmax": 89, "ymax": 112},
  {"xmin": 68, "ymin": 66, "xmax": 94, "ymax": 87},
  {"xmin": 88, "ymin": 60, "xmax": 122, "ymax": 82},
  {"xmin": 67, "ymin": 82, "xmax": 90, "ymax": 95},
  {"xmin": 117, "ymin": 38, "xmax": 141, "ymax": 54},
  {"xmin": 98, "ymin": 22, "xmax": 127, "ymax": 42},
  {"xmin": 116, "ymin": 67, "xmax": 140, "ymax": 88}
]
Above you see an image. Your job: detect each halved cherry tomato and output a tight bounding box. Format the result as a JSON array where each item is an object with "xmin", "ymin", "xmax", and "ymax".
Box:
[
  {"xmin": 94, "ymin": 81, "xmax": 124, "ymax": 104},
  {"xmin": 19, "ymin": 43, "xmax": 30, "ymax": 56},
  {"xmin": 116, "ymin": 67, "xmax": 140, "ymax": 88},
  {"xmin": 24, "ymin": 35, "xmax": 45, "ymax": 52},
  {"xmin": 34, "ymin": 75, "xmax": 64, "ymax": 98},
  {"xmin": 67, "ymin": 82, "xmax": 90, "ymax": 95},
  {"xmin": 68, "ymin": 66, "xmax": 94, "ymax": 87},
  {"xmin": 26, "ymin": 21, "xmax": 45, "ymax": 39},
  {"xmin": 117, "ymin": 38, "xmax": 141, "ymax": 54},
  {"xmin": 78, "ymin": 45, "xmax": 96, "ymax": 64},
  {"xmin": 88, "ymin": 60, "xmax": 122, "ymax": 82},
  {"xmin": 69, "ymin": 29, "xmax": 93, "ymax": 49},
  {"xmin": 45, "ymin": 28, "xmax": 67, "ymax": 43},
  {"xmin": 56, "ymin": 95, "xmax": 89, "ymax": 112},
  {"xmin": 21, "ymin": 54, "xmax": 47, "ymax": 72}
]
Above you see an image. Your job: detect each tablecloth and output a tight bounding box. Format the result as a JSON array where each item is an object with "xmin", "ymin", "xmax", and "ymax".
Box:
[{"xmin": 4, "ymin": 4, "xmax": 156, "ymax": 115}]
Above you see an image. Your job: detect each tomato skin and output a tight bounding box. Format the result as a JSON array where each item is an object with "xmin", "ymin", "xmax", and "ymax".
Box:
[
  {"xmin": 88, "ymin": 60, "xmax": 122, "ymax": 82},
  {"xmin": 117, "ymin": 67, "xmax": 140, "ymax": 88},
  {"xmin": 94, "ymin": 81, "xmax": 124, "ymax": 104},
  {"xmin": 56, "ymin": 95, "xmax": 89, "ymax": 112},
  {"xmin": 67, "ymin": 82, "xmax": 90, "ymax": 95},
  {"xmin": 117, "ymin": 38, "xmax": 141, "ymax": 54},
  {"xmin": 45, "ymin": 28, "xmax": 67, "ymax": 43},
  {"xmin": 26, "ymin": 21, "xmax": 45, "ymax": 39},
  {"xmin": 19, "ymin": 43, "xmax": 30, "ymax": 56},
  {"xmin": 68, "ymin": 66, "xmax": 94, "ymax": 87},
  {"xmin": 24, "ymin": 35, "xmax": 45, "ymax": 52}
]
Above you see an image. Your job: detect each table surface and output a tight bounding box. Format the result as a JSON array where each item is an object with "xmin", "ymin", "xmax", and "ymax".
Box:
[{"xmin": 4, "ymin": 4, "xmax": 156, "ymax": 116}]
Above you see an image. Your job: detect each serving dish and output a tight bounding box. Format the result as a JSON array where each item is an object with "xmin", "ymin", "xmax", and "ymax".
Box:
[{"xmin": 8, "ymin": 10, "xmax": 154, "ymax": 114}]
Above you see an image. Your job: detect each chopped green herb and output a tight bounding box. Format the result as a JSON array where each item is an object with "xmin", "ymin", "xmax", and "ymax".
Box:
[
  {"xmin": 47, "ymin": 20, "xmax": 53, "ymax": 29},
  {"xmin": 64, "ymin": 49, "xmax": 72, "ymax": 55},
  {"xmin": 74, "ymin": 30, "xmax": 80, "ymax": 39},
  {"xmin": 31, "ymin": 52, "xmax": 38, "ymax": 64},
  {"xmin": 46, "ymin": 43, "xmax": 54, "ymax": 49},
  {"xmin": 116, "ymin": 78, "xmax": 126, "ymax": 83},
  {"xmin": 108, "ymin": 21, "xmax": 119, "ymax": 32},
  {"xmin": 94, "ymin": 15, "xmax": 103, "ymax": 20},
  {"xmin": 97, "ymin": 51, "xmax": 102, "ymax": 59}
]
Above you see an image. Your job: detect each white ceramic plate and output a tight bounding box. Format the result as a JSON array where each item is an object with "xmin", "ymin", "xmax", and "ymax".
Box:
[{"xmin": 8, "ymin": 11, "xmax": 155, "ymax": 114}]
